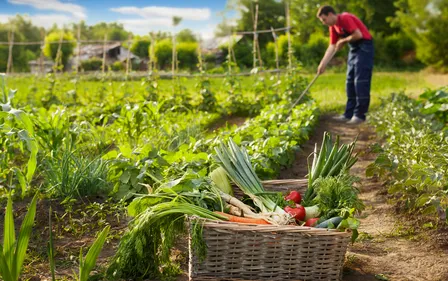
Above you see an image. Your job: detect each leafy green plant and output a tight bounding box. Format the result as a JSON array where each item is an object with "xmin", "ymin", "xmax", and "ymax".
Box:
[
  {"xmin": 368, "ymin": 93, "xmax": 448, "ymax": 223},
  {"xmin": 0, "ymin": 74, "xmax": 38, "ymax": 196},
  {"xmin": 107, "ymin": 173, "xmax": 226, "ymax": 280},
  {"xmin": 43, "ymin": 146, "xmax": 111, "ymax": 199},
  {"xmin": 0, "ymin": 193, "xmax": 38, "ymax": 281},
  {"xmin": 418, "ymin": 87, "xmax": 448, "ymax": 123},
  {"xmin": 75, "ymin": 226, "xmax": 110, "ymax": 281}
]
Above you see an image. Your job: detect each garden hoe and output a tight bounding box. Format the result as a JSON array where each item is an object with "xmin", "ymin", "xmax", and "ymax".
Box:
[{"xmin": 288, "ymin": 49, "xmax": 337, "ymax": 116}]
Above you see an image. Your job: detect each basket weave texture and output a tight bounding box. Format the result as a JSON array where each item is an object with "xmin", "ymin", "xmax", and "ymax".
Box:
[{"xmin": 188, "ymin": 179, "xmax": 351, "ymax": 281}]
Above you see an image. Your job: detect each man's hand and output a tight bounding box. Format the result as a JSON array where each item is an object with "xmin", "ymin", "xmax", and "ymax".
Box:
[{"xmin": 317, "ymin": 64, "xmax": 326, "ymax": 74}]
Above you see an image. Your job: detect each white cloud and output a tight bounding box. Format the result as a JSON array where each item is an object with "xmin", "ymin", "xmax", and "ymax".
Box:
[
  {"xmin": 111, "ymin": 5, "xmax": 213, "ymax": 36},
  {"xmin": 0, "ymin": 13, "xmax": 75, "ymax": 29},
  {"xmin": 197, "ymin": 24, "xmax": 217, "ymax": 40},
  {"xmin": 110, "ymin": 6, "xmax": 211, "ymax": 21},
  {"xmin": 117, "ymin": 18, "xmax": 173, "ymax": 35},
  {"xmin": 8, "ymin": 0, "xmax": 86, "ymax": 19}
]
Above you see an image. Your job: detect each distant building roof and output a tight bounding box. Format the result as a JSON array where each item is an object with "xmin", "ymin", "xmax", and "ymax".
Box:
[{"xmin": 201, "ymin": 35, "xmax": 243, "ymax": 51}]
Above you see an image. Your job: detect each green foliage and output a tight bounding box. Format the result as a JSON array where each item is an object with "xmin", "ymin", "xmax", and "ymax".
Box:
[
  {"xmin": 0, "ymin": 75, "xmax": 38, "ymax": 195},
  {"xmin": 130, "ymin": 36, "xmax": 151, "ymax": 58},
  {"xmin": 0, "ymin": 15, "xmax": 43, "ymax": 72},
  {"xmin": 392, "ymin": 0, "xmax": 448, "ymax": 69},
  {"xmin": 176, "ymin": 29, "xmax": 197, "ymax": 42},
  {"xmin": 313, "ymin": 174, "xmax": 365, "ymax": 220},
  {"xmin": 368, "ymin": 93, "xmax": 448, "ymax": 222},
  {"xmin": 76, "ymin": 226, "xmax": 110, "ymax": 281},
  {"xmin": 107, "ymin": 174, "xmax": 226, "ymax": 280},
  {"xmin": 232, "ymin": 0, "xmax": 285, "ymax": 48},
  {"xmin": 42, "ymin": 146, "xmax": 112, "ymax": 199},
  {"xmin": 81, "ymin": 57, "xmax": 103, "ymax": 71},
  {"xmin": 290, "ymin": 0, "xmax": 377, "ymax": 42},
  {"xmin": 88, "ymin": 22, "xmax": 131, "ymax": 41},
  {"xmin": 43, "ymin": 31, "xmax": 76, "ymax": 69},
  {"xmin": 111, "ymin": 61, "xmax": 124, "ymax": 71},
  {"xmin": 0, "ymin": 193, "xmax": 38, "ymax": 281},
  {"xmin": 299, "ymin": 33, "xmax": 329, "ymax": 66},
  {"xmin": 373, "ymin": 31, "xmax": 417, "ymax": 67},
  {"xmin": 177, "ymin": 42, "xmax": 198, "ymax": 69},
  {"xmin": 154, "ymin": 38, "xmax": 172, "ymax": 70},
  {"xmin": 419, "ymin": 87, "xmax": 448, "ymax": 123}
]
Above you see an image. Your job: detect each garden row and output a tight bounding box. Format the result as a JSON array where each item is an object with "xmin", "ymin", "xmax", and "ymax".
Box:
[{"xmin": 368, "ymin": 87, "xmax": 448, "ymax": 226}]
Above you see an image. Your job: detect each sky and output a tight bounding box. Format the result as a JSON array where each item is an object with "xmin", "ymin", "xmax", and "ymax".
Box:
[{"xmin": 0, "ymin": 0, "xmax": 233, "ymax": 39}]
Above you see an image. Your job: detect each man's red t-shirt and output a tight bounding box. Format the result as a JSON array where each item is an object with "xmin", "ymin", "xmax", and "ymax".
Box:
[{"xmin": 329, "ymin": 12, "xmax": 372, "ymax": 45}]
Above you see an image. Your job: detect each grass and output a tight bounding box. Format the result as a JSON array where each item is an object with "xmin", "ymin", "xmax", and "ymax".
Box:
[{"xmin": 305, "ymin": 72, "xmax": 438, "ymax": 113}]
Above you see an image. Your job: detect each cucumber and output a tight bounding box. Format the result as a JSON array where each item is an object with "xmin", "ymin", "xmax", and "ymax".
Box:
[{"xmin": 316, "ymin": 217, "xmax": 343, "ymax": 228}]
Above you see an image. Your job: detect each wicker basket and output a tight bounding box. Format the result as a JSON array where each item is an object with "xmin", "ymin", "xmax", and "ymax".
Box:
[{"xmin": 188, "ymin": 179, "xmax": 351, "ymax": 281}]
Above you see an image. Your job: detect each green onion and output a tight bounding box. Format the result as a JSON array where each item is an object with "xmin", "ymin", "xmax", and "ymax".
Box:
[
  {"xmin": 303, "ymin": 132, "xmax": 358, "ymax": 206},
  {"xmin": 214, "ymin": 138, "xmax": 289, "ymax": 224}
]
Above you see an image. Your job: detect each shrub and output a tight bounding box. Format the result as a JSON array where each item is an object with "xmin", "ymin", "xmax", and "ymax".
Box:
[
  {"xmin": 43, "ymin": 31, "xmax": 76, "ymax": 70},
  {"xmin": 81, "ymin": 57, "xmax": 103, "ymax": 71},
  {"xmin": 177, "ymin": 42, "xmax": 198, "ymax": 70},
  {"xmin": 154, "ymin": 38, "xmax": 172, "ymax": 70},
  {"xmin": 299, "ymin": 33, "xmax": 328, "ymax": 66},
  {"xmin": 130, "ymin": 36, "xmax": 151, "ymax": 58},
  {"xmin": 111, "ymin": 61, "xmax": 124, "ymax": 71}
]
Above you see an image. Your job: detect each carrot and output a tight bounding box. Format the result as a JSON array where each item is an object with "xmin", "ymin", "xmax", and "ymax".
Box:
[{"xmin": 214, "ymin": 211, "xmax": 271, "ymax": 225}]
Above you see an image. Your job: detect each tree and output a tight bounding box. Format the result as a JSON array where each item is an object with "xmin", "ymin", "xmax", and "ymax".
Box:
[
  {"xmin": 231, "ymin": 0, "xmax": 285, "ymax": 47},
  {"xmin": 289, "ymin": 0, "xmax": 374, "ymax": 43},
  {"xmin": 130, "ymin": 35, "xmax": 151, "ymax": 58},
  {"xmin": 89, "ymin": 22, "xmax": 131, "ymax": 41},
  {"xmin": 43, "ymin": 31, "xmax": 76, "ymax": 70},
  {"xmin": 176, "ymin": 29, "xmax": 197, "ymax": 42},
  {"xmin": 71, "ymin": 21, "xmax": 92, "ymax": 40},
  {"xmin": 392, "ymin": 0, "xmax": 448, "ymax": 68}
]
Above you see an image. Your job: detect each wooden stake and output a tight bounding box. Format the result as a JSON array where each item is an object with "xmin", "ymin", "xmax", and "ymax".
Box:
[
  {"xmin": 271, "ymin": 27, "xmax": 280, "ymax": 79},
  {"xmin": 39, "ymin": 30, "xmax": 45, "ymax": 75},
  {"xmin": 7, "ymin": 30, "xmax": 14, "ymax": 74},
  {"xmin": 54, "ymin": 31, "xmax": 64, "ymax": 72},
  {"xmin": 148, "ymin": 33, "xmax": 154, "ymax": 72},
  {"xmin": 251, "ymin": 1, "xmax": 259, "ymax": 69},
  {"xmin": 197, "ymin": 34, "xmax": 203, "ymax": 72},
  {"xmin": 102, "ymin": 34, "xmax": 108, "ymax": 74},
  {"xmin": 126, "ymin": 35, "xmax": 132, "ymax": 75},
  {"xmin": 285, "ymin": 0, "xmax": 292, "ymax": 69},
  {"xmin": 231, "ymin": 33, "xmax": 237, "ymax": 67},
  {"xmin": 172, "ymin": 32, "xmax": 176, "ymax": 78},
  {"xmin": 227, "ymin": 33, "xmax": 232, "ymax": 75},
  {"xmin": 76, "ymin": 23, "xmax": 81, "ymax": 72}
]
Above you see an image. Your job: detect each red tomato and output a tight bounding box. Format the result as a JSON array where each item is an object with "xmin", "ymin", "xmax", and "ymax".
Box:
[
  {"xmin": 304, "ymin": 218, "xmax": 320, "ymax": 227},
  {"xmin": 285, "ymin": 191, "xmax": 302, "ymax": 204}
]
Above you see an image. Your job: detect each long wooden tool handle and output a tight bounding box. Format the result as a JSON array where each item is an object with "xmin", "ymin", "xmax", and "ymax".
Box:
[{"xmin": 289, "ymin": 73, "xmax": 320, "ymax": 109}]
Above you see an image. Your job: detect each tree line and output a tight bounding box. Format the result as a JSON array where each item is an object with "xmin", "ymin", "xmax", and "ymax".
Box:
[{"xmin": 0, "ymin": 0, "xmax": 447, "ymax": 73}]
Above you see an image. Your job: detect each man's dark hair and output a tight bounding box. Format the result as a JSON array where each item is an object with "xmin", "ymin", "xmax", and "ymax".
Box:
[{"xmin": 317, "ymin": 5, "xmax": 336, "ymax": 17}]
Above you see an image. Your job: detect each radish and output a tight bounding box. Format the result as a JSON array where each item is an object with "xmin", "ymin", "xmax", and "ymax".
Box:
[
  {"xmin": 284, "ymin": 204, "xmax": 306, "ymax": 222},
  {"xmin": 304, "ymin": 218, "xmax": 320, "ymax": 227},
  {"xmin": 285, "ymin": 191, "xmax": 302, "ymax": 204}
]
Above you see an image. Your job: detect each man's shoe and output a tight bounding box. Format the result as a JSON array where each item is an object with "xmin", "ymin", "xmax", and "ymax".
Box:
[
  {"xmin": 332, "ymin": 114, "xmax": 350, "ymax": 122},
  {"xmin": 347, "ymin": 116, "xmax": 365, "ymax": 124}
]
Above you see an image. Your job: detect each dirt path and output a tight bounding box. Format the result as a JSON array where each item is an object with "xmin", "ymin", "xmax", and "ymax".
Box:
[{"xmin": 280, "ymin": 115, "xmax": 448, "ymax": 281}]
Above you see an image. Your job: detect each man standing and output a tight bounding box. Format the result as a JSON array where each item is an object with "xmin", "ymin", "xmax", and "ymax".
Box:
[{"xmin": 317, "ymin": 6, "xmax": 374, "ymax": 124}]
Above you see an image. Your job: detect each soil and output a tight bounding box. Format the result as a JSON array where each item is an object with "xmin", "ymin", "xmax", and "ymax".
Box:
[
  {"xmin": 207, "ymin": 115, "xmax": 247, "ymax": 132},
  {"xmin": 280, "ymin": 115, "xmax": 448, "ymax": 281}
]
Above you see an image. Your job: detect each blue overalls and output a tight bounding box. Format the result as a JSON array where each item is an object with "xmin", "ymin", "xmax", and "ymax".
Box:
[{"xmin": 345, "ymin": 39, "xmax": 374, "ymax": 120}]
